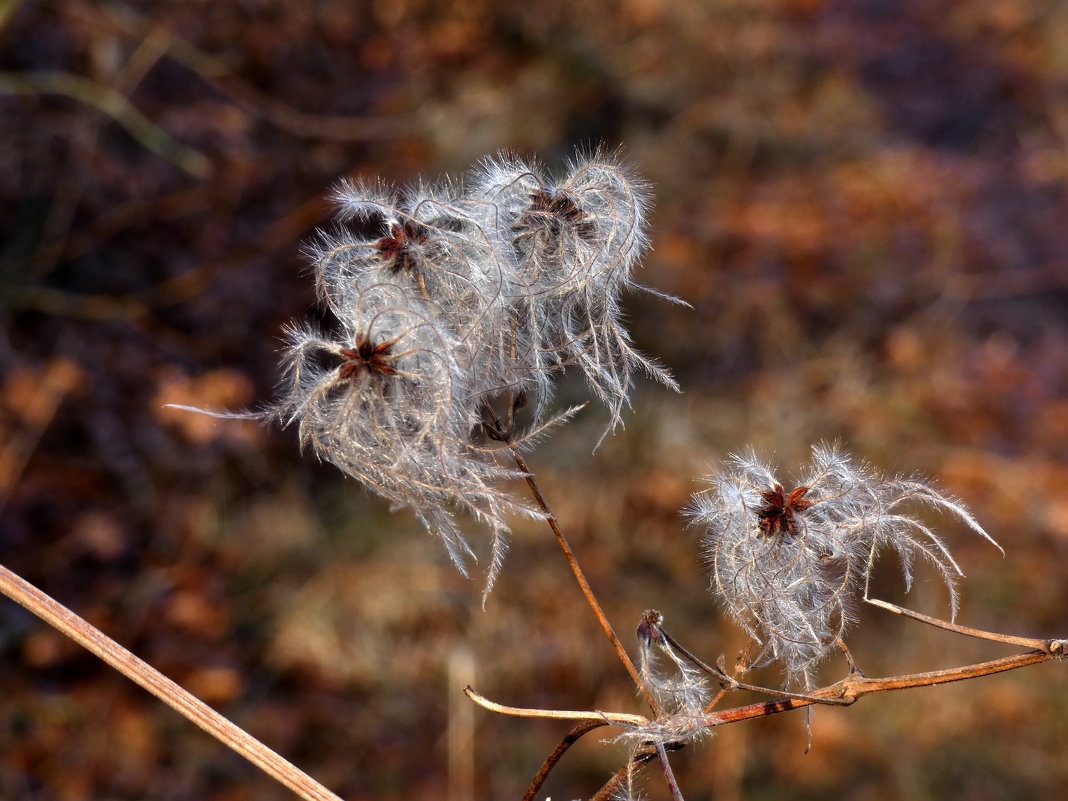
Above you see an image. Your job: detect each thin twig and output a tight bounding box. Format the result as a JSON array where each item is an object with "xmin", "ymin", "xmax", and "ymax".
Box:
[
  {"xmin": 705, "ymin": 649, "xmax": 1056, "ymax": 727},
  {"xmin": 0, "ymin": 564, "xmax": 343, "ymax": 801},
  {"xmin": 521, "ymin": 720, "xmax": 608, "ymax": 801},
  {"xmin": 510, "ymin": 447, "xmax": 656, "ymax": 709},
  {"xmin": 481, "ymin": 649, "xmax": 1059, "ymax": 740},
  {"xmin": 506, "ymin": 624, "xmax": 1062, "ymax": 797},
  {"xmin": 649, "ymin": 614, "xmax": 852, "ymax": 706},
  {"xmin": 499, "ymin": 647, "xmax": 1055, "ymax": 800},
  {"xmin": 865, "ymin": 597, "xmax": 1066, "ymax": 653},
  {"xmin": 704, "ymin": 682, "xmax": 731, "ymax": 713},
  {"xmin": 464, "ymin": 686, "xmax": 648, "ymax": 727},
  {"xmin": 656, "ymin": 740, "xmax": 685, "ymax": 801}
]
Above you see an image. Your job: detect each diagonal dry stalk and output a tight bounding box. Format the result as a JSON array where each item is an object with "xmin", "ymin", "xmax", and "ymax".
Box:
[
  {"xmin": 0, "ymin": 564, "xmax": 343, "ymax": 801},
  {"xmin": 510, "ymin": 446, "xmax": 657, "ymax": 710}
]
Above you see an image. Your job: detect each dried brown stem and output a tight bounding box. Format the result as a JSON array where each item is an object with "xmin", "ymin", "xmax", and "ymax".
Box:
[
  {"xmin": 490, "ymin": 644, "xmax": 1061, "ymax": 796},
  {"xmin": 0, "ymin": 564, "xmax": 343, "ymax": 801},
  {"xmin": 510, "ymin": 447, "xmax": 656, "ymax": 709},
  {"xmin": 656, "ymin": 740, "xmax": 685, "ymax": 801},
  {"xmin": 650, "ymin": 615, "xmax": 852, "ymax": 706},
  {"xmin": 705, "ymin": 649, "xmax": 1056, "ymax": 727},
  {"xmin": 865, "ymin": 597, "xmax": 1065, "ymax": 653},
  {"xmin": 590, "ymin": 643, "xmax": 1054, "ymax": 800},
  {"xmin": 463, "ymin": 686, "xmax": 648, "ymax": 727},
  {"xmin": 521, "ymin": 720, "xmax": 608, "ymax": 801}
]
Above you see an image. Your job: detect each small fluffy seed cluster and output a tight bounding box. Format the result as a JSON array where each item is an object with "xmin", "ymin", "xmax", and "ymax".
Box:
[
  {"xmin": 630, "ymin": 611, "xmax": 713, "ymax": 747},
  {"xmin": 274, "ymin": 151, "xmax": 676, "ymax": 591},
  {"xmin": 688, "ymin": 444, "xmax": 1001, "ymax": 687}
]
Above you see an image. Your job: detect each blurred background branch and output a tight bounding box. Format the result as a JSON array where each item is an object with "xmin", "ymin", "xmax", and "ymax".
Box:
[{"xmin": 0, "ymin": 70, "xmax": 211, "ymax": 178}]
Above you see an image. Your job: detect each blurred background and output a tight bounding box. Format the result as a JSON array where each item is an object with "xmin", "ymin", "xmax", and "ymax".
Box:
[{"xmin": 2, "ymin": 1, "xmax": 1067, "ymax": 799}]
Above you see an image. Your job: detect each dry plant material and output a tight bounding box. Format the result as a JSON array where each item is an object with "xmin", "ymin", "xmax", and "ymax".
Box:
[
  {"xmin": 181, "ymin": 148, "xmax": 679, "ymax": 595},
  {"xmin": 687, "ymin": 445, "xmax": 1001, "ymax": 688},
  {"xmin": 4, "ymin": 147, "xmax": 1064, "ymax": 801}
]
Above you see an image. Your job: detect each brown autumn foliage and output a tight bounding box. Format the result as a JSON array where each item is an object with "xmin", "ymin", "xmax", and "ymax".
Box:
[{"xmin": 1, "ymin": 1, "xmax": 1066, "ymax": 799}]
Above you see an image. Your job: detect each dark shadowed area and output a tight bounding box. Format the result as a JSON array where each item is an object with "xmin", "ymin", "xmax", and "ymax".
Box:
[{"xmin": 1, "ymin": 1, "xmax": 1066, "ymax": 799}]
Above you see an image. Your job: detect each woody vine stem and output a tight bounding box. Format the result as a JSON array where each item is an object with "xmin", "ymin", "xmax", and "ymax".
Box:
[
  {"xmin": 464, "ymin": 591, "xmax": 1064, "ymax": 800},
  {"xmin": 469, "ymin": 457, "xmax": 1067, "ymax": 799}
]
